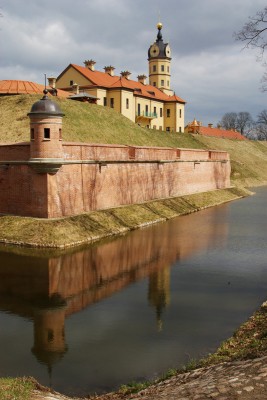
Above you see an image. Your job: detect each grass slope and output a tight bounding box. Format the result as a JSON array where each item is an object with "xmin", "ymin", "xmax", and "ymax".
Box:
[
  {"xmin": 2, "ymin": 94, "xmax": 267, "ymax": 190},
  {"xmin": 0, "ymin": 94, "xmax": 203, "ymax": 148}
]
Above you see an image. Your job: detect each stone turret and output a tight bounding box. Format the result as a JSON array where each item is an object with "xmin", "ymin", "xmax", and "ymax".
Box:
[{"xmin": 27, "ymin": 90, "xmax": 65, "ymax": 174}]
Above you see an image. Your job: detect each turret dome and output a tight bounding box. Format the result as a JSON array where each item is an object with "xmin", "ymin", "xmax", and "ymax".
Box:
[{"xmin": 28, "ymin": 90, "xmax": 64, "ymax": 117}]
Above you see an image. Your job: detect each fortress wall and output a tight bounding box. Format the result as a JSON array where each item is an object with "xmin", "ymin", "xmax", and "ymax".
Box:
[
  {"xmin": 0, "ymin": 164, "xmax": 48, "ymax": 217},
  {"xmin": 0, "ymin": 143, "xmax": 30, "ymax": 161},
  {"xmin": 0, "ymin": 143, "xmax": 231, "ymax": 218},
  {"xmin": 47, "ymin": 156, "xmax": 231, "ymax": 218},
  {"xmin": 63, "ymin": 143, "xmax": 129, "ymax": 161}
]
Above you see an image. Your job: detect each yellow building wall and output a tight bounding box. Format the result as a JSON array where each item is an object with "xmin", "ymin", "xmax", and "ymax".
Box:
[
  {"xmin": 106, "ymin": 90, "xmax": 121, "ymax": 113},
  {"xmin": 57, "ymin": 67, "xmax": 92, "ymax": 88},
  {"xmin": 120, "ymin": 90, "xmax": 135, "ymax": 122},
  {"xmin": 176, "ymin": 103, "xmax": 185, "ymax": 133},
  {"xmin": 163, "ymin": 103, "xmax": 185, "ymax": 133},
  {"xmin": 148, "ymin": 59, "xmax": 172, "ymax": 94}
]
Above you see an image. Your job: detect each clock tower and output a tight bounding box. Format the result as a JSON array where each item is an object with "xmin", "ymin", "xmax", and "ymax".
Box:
[{"xmin": 148, "ymin": 22, "xmax": 173, "ymax": 96}]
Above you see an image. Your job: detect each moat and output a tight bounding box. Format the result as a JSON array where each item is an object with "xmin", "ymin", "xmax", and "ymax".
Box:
[{"xmin": 0, "ymin": 187, "xmax": 267, "ymax": 397}]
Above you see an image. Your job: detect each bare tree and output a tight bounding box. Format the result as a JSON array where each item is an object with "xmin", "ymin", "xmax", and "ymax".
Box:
[
  {"xmin": 257, "ymin": 109, "xmax": 267, "ymax": 124},
  {"xmin": 236, "ymin": 112, "xmax": 254, "ymax": 135},
  {"xmin": 219, "ymin": 112, "xmax": 238, "ymax": 131},
  {"xmin": 234, "ymin": 7, "xmax": 267, "ymax": 90},
  {"xmin": 219, "ymin": 112, "xmax": 254, "ymax": 136},
  {"xmin": 234, "ymin": 7, "xmax": 267, "ymax": 57},
  {"xmin": 256, "ymin": 109, "xmax": 267, "ymax": 140}
]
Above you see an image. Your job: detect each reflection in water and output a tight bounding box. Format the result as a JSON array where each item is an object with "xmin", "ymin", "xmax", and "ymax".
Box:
[{"xmin": 0, "ymin": 206, "xmax": 229, "ymax": 380}]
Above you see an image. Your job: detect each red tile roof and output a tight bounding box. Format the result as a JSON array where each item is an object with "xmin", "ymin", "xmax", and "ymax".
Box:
[
  {"xmin": 199, "ymin": 126, "xmax": 247, "ymax": 140},
  {"xmin": 0, "ymin": 80, "xmax": 70, "ymax": 98},
  {"xmin": 58, "ymin": 64, "xmax": 186, "ymax": 103},
  {"xmin": 186, "ymin": 119, "xmax": 247, "ymax": 140}
]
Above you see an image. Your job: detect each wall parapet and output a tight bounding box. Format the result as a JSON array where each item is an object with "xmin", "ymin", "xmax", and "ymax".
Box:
[
  {"xmin": 0, "ymin": 141, "xmax": 231, "ymax": 218},
  {"xmin": 0, "ymin": 142, "xmax": 230, "ymax": 163}
]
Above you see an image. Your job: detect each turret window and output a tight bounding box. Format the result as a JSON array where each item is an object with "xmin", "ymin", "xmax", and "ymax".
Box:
[
  {"xmin": 161, "ymin": 65, "xmax": 164, "ymax": 72},
  {"xmin": 44, "ymin": 128, "xmax": 50, "ymax": 139},
  {"xmin": 31, "ymin": 128, "xmax": 34, "ymax": 141},
  {"xmin": 161, "ymin": 79, "xmax": 164, "ymax": 86},
  {"xmin": 59, "ymin": 128, "xmax": 62, "ymax": 140},
  {"xmin": 153, "ymin": 82, "xmax": 156, "ymax": 87},
  {"xmin": 153, "ymin": 65, "xmax": 156, "ymax": 72}
]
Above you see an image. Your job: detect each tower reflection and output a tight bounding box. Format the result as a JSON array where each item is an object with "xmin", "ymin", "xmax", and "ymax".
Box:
[{"xmin": 0, "ymin": 204, "xmax": 229, "ymax": 370}]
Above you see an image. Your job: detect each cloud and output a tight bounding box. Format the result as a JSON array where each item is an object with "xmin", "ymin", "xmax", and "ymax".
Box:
[{"xmin": 1, "ymin": 0, "xmax": 267, "ymax": 124}]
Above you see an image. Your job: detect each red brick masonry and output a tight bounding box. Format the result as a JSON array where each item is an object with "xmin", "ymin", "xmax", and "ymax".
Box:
[{"xmin": 0, "ymin": 142, "xmax": 230, "ymax": 218}]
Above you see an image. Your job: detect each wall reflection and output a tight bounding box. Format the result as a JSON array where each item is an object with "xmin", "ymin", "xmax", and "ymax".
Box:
[{"xmin": 0, "ymin": 205, "xmax": 229, "ymax": 371}]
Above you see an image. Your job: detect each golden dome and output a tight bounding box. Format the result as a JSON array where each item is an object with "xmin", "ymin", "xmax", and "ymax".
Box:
[{"xmin": 157, "ymin": 22, "xmax": 163, "ymax": 30}]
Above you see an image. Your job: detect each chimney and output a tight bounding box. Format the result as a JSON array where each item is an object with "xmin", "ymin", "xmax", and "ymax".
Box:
[
  {"xmin": 137, "ymin": 74, "xmax": 147, "ymax": 84},
  {"xmin": 84, "ymin": 59, "xmax": 96, "ymax": 71},
  {"xmin": 120, "ymin": 70, "xmax": 131, "ymax": 79},
  {"xmin": 104, "ymin": 66, "xmax": 115, "ymax": 76},
  {"xmin": 208, "ymin": 123, "xmax": 213, "ymax": 128},
  {"xmin": 72, "ymin": 83, "xmax": 79, "ymax": 94},
  {"xmin": 47, "ymin": 77, "xmax": 56, "ymax": 88}
]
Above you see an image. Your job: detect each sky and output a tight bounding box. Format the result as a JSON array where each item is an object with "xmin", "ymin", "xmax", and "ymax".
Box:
[{"xmin": 1, "ymin": 0, "xmax": 267, "ymax": 126}]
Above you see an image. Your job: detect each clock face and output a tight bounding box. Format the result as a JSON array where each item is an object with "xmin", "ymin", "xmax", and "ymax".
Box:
[
  {"xmin": 150, "ymin": 44, "xmax": 160, "ymax": 57},
  {"xmin": 165, "ymin": 44, "xmax": 171, "ymax": 57}
]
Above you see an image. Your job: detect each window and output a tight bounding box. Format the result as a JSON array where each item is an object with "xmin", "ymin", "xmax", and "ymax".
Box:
[
  {"xmin": 44, "ymin": 128, "xmax": 50, "ymax": 139},
  {"xmin": 179, "ymin": 127, "xmax": 182, "ymax": 132},
  {"xmin": 137, "ymin": 103, "xmax": 141, "ymax": 116},
  {"xmin": 59, "ymin": 128, "xmax": 62, "ymax": 140},
  {"xmin": 70, "ymin": 80, "xmax": 74, "ymax": 86},
  {"xmin": 126, "ymin": 98, "xmax": 129, "ymax": 109},
  {"xmin": 153, "ymin": 65, "xmax": 156, "ymax": 72},
  {"xmin": 167, "ymin": 66, "xmax": 170, "ymax": 73},
  {"xmin": 167, "ymin": 109, "xmax": 171, "ymax": 118},
  {"xmin": 179, "ymin": 109, "xmax": 182, "ymax": 118},
  {"xmin": 30, "ymin": 128, "xmax": 34, "ymax": 141},
  {"xmin": 104, "ymin": 97, "xmax": 107, "ymax": 106},
  {"xmin": 153, "ymin": 82, "xmax": 156, "ymax": 87},
  {"xmin": 167, "ymin": 80, "xmax": 170, "ymax": 87},
  {"xmin": 161, "ymin": 65, "xmax": 164, "ymax": 72},
  {"xmin": 153, "ymin": 125, "xmax": 156, "ymax": 129},
  {"xmin": 160, "ymin": 108, "xmax": 163, "ymax": 117},
  {"xmin": 145, "ymin": 105, "xmax": 149, "ymax": 116},
  {"xmin": 166, "ymin": 127, "xmax": 170, "ymax": 132},
  {"xmin": 161, "ymin": 79, "xmax": 164, "ymax": 86},
  {"xmin": 110, "ymin": 98, "xmax": 114, "ymax": 108},
  {"xmin": 154, "ymin": 106, "xmax": 156, "ymax": 115}
]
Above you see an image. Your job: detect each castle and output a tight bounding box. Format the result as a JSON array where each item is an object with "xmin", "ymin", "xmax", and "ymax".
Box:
[
  {"xmin": 53, "ymin": 22, "xmax": 186, "ymax": 133},
  {"xmin": 0, "ymin": 89, "xmax": 231, "ymax": 219}
]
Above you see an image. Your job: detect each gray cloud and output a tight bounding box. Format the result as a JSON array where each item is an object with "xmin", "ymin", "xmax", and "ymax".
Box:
[{"xmin": 1, "ymin": 0, "xmax": 267, "ymax": 125}]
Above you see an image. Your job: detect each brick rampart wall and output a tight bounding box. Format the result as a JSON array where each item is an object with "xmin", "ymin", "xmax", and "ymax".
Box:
[{"xmin": 0, "ymin": 142, "xmax": 231, "ymax": 218}]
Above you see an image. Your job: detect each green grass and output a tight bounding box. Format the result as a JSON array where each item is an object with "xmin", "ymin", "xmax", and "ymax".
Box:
[
  {"xmin": 0, "ymin": 188, "xmax": 249, "ymax": 248},
  {"xmin": 0, "ymin": 94, "xmax": 203, "ymax": 148},
  {"xmin": 0, "ymin": 377, "xmax": 34, "ymax": 400}
]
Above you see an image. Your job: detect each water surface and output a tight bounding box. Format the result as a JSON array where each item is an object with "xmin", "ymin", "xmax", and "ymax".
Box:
[{"xmin": 0, "ymin": 187, "xmax": 267, "ymax": 396}]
